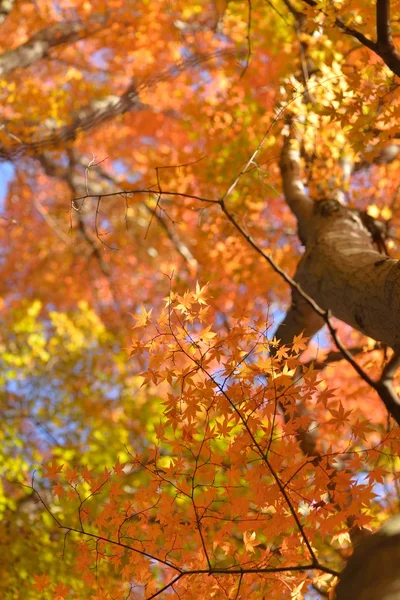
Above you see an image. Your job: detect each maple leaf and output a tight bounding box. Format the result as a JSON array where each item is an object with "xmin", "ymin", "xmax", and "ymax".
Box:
[
  {"xmin": 291, "ymin": 581, "xmax": 305, "ymax": 599},
  {"xmin": 243, "ymin": 530, "xmax": 259, "ymax": 554},
  {"xmin": 64, "ymin": 465, "xmax": 79, "ymax": 482},
  {"xmin": 274, "ymin": 344, "xmax": 290, "ymax": 361},
  {"xmin": 132, "ymin": 305, "xmax": 153, "ymax": 328},
  {"xmin": 33, "ymin": 574, "xmax": 52, "ymax": 592},
  {"xmin": 52, "ymin": 481, "xmax": 65, "ymax": 499},
  {"xmin": 154, "ymin": 422, "xmax": 165, "ymax": 440},
  {"xmin": 352, "ymin": 418, "xmax": 373, "ymax": 440},
  {"xmin": 110, "ymin": 480, "xmax": 125, "ymax": 500},
  {"xmin": 2, "ymin": 3, "xmax": 400, "ymax": 597},
  {"xmin": 291, "ymin": 332, "xmax": 309, "ymax": 354},
  {"xmin": 81, "ymin": 465, "xmax": 95, "ymax": 484},
  {"xmin": 54, "ymin": 581, "xmax": 70, "ymax": 599},
  {"xmin": 367, "ymin": 466, "xmax": 388, "ymax": 484},
  {"xmin": 217, "ymin": 417, "xmax": 234, "ymax": 436},
  {"xmin": 194, "ymin": 281, "xmax": 210, "ymax": 305},
  {"xmin": 113, "ymin": 457, "xmax": 128, "ymax": 476},
  {"xmin": 43, "ymin": 458, "xmax": 64, "ymax": 480},
  {"xmin": 327, "ymin": 403, "xmax": 352, "ymax": 427},
  {"xmin": 331, "ymin": 532, "xmax": 351, "ymax": 547}
]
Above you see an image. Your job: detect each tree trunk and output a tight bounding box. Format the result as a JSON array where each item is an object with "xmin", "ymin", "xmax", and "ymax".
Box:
[
  {"xmin": 277, "ymin": 130, "xmax": 400, "ymax": 352},
  {"xmin": 335, "ymin": 516, "xmax": 400, "ymax": 599}
]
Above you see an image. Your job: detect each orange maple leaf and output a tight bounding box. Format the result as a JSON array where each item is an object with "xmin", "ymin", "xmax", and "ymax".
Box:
[
  {"xmin": 328, "ymin": 403, "xmax": 352, "ymax": 426},
  {"xmin": 292, "ymin": 332, "xmax": 309, "ymax": 354},
  {"xmin": 33, "ymin": 573, "xmax": 52, "ymax": 592},
  {"xmin": 243, "ymin": 530, "xmax": 260, "ymax": 554},
  {"xmin": 113, "ymin": 457, "xmax": 128, "ymax": 476},
  {"xmin": 52, "ymin": 481, "xmax": 65, "ymax": 499},
  {"xmin": 132, "ymin": 304, "xmax": 153, "ymax": 328},
  {"xmin": 54, "ymin": 581, "xmax": 70, "ymax": 599},
  {"xmin": 43, "ymin": 458, "xmax": 64, "ymax": 480}
]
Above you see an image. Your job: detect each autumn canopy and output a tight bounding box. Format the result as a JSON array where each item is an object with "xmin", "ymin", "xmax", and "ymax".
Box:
[{"xmin": 2, "ymin": 0, "xmax": 400, "ymax": 598}]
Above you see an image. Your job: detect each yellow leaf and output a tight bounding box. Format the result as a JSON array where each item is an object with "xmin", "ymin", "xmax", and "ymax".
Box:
[
  {"xmin": 132, "ymin": 305, "xmax": 153, "ymax": 328},
  {"xmin": 367, "ymin": 204, "xmax": 380, "ymax": 218},
  {"xmin": 381, "ymin": 206, "xmax": 392, "ymax": 220}
]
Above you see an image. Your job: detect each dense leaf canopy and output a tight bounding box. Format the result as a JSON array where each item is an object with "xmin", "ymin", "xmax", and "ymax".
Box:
[{"xmin": 2, "ymin": 1, "xmax": 400, "ymax": 598}]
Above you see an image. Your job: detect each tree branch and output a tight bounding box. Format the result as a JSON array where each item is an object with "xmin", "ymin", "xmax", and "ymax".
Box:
[
  {"xmin": 0, "ymin": 20, "xmax": 98, "ymax": 78},
  {"xmin": 301, "ymin": 0, "xmax": 377, "ymax": 52},
  {"xmin": 0, "ymin": 49, "xmax": 235, "ymax": 160},
  {"xmin": 374, "ymin": 352, "xmax": 400, "ymax": 420},
  {"xmin": 301, "ymin": 0, "xmax": 400, "ymax": 77},
  {"xmin": 376, "ymin": 0, "xmax": 400, "ymax": 76},
  {"xmin": 279, "ymin": 120, "xmax": 314, "ymax": 244}
]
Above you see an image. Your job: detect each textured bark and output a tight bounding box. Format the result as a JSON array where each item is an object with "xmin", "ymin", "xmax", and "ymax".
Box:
[
  {"xmin": 279, "ymin": 128, "xmax": 314, "ymax": 245},
  {"xmin": 278, "ymin": 131, "xmax": 400, "ymax": 352},
  {"xmin": 335, "ymin": 516, "xmax": 400, "ymax": 599},
  {"xmin": 293, "ymin": 200, "xmax": 400, "ymax": 350}
]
